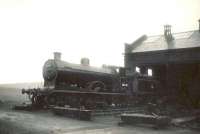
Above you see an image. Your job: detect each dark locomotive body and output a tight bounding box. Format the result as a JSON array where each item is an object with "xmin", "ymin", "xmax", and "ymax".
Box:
[
  {"xmin": 23, "ymin": 52, "xmax": 133, "ymax": 109},
  {"xmin": 22, "ymin": 52, "xmax": 160, "ymax": 110}
]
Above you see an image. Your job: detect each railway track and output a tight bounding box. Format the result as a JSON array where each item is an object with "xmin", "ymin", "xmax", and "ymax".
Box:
[{"xmin": 93, "ymin": 108, "xmax": 144, "ymax": 116}]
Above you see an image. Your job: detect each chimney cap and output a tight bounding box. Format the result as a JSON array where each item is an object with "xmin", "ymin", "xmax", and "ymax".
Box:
[
  {"xmin": 164, "ymin": 24, "xmax": 171, "ymax": 26},
  {"xmin": 164, "ymin": 24, "xmax": 172, "ymax": 30}
]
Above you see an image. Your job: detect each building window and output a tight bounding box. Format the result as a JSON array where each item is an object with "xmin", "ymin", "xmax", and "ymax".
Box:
[
  {"xmin": 148, "ymin": 68, "xmax": 153, "ymax": 76},
  {"xmin": 136, "ymin": 66, "xmax": 140, "ymax": 73}
]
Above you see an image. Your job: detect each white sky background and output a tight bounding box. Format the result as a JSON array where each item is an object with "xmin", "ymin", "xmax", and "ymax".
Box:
[{"xmin": 0, "ymin": 0, "xmax": 199, "ymax": 84}]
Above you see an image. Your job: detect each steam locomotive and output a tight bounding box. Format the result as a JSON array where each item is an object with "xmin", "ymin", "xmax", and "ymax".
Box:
[{"xmin": 22, "ymin": 52, "xmax": 135, "ymax": 110}]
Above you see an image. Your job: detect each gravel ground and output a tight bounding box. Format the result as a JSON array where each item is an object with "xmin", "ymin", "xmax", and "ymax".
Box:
[{"xmin": 0, "ymin": 85, "xmax": 200, "ymax": 134}]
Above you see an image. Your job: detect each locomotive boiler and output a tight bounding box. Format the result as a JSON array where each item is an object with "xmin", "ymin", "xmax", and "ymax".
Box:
[
  {"xmin": 22, "ymin": 52, "xmax": 131, "ymax": 109},
  {"xmin": 43, "ymin": 52, "xmax": 119, "ymax": 91}
]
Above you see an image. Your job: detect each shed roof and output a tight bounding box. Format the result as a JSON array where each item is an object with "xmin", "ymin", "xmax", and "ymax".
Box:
[{"xmin": 128, "ymin": 30, "xmax": 200, "ymax": 53}]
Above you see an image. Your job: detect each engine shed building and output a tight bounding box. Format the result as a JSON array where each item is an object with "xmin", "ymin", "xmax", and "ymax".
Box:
[{"xmin": 124, "ymin": 21, "xmax": 200, "ymax": 106}]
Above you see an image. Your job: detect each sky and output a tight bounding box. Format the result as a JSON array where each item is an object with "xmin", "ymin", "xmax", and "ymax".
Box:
[{"xmin": 0, "ymin": 0, "xmax": 199, "ymax": 84}]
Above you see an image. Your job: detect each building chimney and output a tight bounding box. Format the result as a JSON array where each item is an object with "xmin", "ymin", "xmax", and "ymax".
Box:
[
  {"xmin": 198, "ymin": 19, "xmax": 200, "ymax": 32},
  {"xmin": 164, "ymin": 25, "xmax": 173, "ymax": 42},
  {"xmin": 54, "ymin": 52, "xmax": 61, "ymax": 61},
  {"xmin": 164, "ymin": 25, "xmax": 172, "ymax": 37}
]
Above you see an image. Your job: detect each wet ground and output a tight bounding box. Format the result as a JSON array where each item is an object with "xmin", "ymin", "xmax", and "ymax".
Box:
[{"xmin": 0, "ymin": 85, "xmax": 199, "ymax": 134}]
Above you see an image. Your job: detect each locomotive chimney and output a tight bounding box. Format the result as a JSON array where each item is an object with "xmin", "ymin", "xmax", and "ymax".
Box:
[
  {"xmin": 54, "ymin": 52, "xmax": 61, "ymax": 61},
  {"xmin": 81, "ymin": 58, "xmax": 90, "ymax": 66}
]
